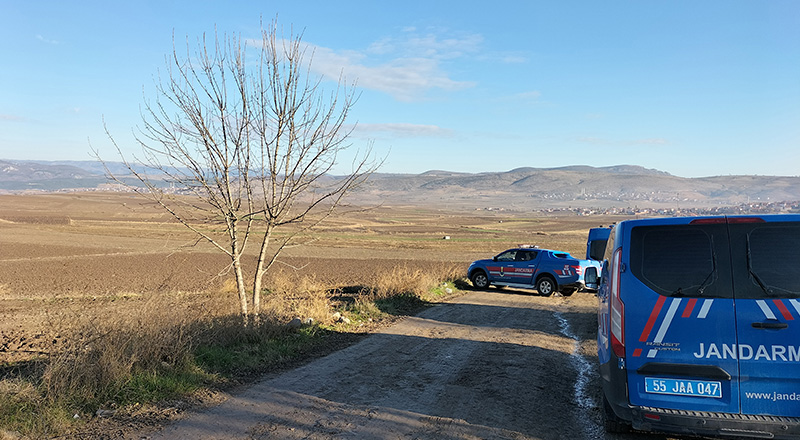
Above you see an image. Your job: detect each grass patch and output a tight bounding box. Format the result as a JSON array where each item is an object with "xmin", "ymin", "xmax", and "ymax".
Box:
[
  {"xmin": 374, "ymin": 294, "xmax": 429, "ymax": 316},
  {"xmin": 194, "ymin": 326, "xmax": 324, "ymax": 379},
  {"xmin": 110, "ymin": 366, "xmax": 214, "ymax": 406}
]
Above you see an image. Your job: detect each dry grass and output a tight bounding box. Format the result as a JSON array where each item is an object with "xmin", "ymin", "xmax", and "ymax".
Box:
[
  {"xmin": 367, "ymin": 262, "xmax": 462, "ymax": 300},
  {"xmin": 0, "ymin": 259, "xmax": 465, "ymax": 438},
  {"xmin": 41, "ymin": 293, "xmax": 197, "ymax": 406}
]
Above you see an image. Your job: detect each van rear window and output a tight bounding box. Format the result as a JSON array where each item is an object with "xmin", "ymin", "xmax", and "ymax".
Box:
[
  {"xmin": 588, "ymin": 240, "xmax": 607, "ymax": 261},
  {"xmin": 744, "ymin": 224, "xmax": 800, "ymax": 297},
  {"xmin": 630, "ymin": 226, "xmax": 724, "ymax": 298}
]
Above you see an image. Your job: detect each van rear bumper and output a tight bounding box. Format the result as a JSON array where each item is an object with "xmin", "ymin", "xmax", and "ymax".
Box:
[{"xmin": 630, "ymin": 405, "xmax": 800, "ymax": 439}]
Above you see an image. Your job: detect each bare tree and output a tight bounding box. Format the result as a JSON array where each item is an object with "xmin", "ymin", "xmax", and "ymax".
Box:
[{"xmin": 97, "ymin": 21, "xmax": 378, "ymax": 318}]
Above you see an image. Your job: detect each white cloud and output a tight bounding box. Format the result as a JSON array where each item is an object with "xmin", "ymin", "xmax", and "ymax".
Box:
[
  {"xmin": 577, "ymin": 136, "xmax": 608, "ymax": 145},
  {"xmin": 515, "ymin": 91, "xmax": 542, "ymax": 100},
  {"xmin": 306, "ymin": 43, "xmax": 475, "ymax": 102},
  {"xmin": 352, "ymin": 123, "xmax": 452, "ymax": 138},
  {"xmin": 0, "ymin": 114, "xmax": 25, "ymax": 122},
  {"xmin": 247, "ymin": 27, "xmax": 483, "ymax": 101},
  {"xmin": 366, "ymin": 27, "xmax": 484, "ymax": 60},
  {"xmin": 36, "ymin": 34, "xmax": 60, "ymax": 45},
  {"xmin": 577, "ymin": 136, "xmax": 669, "ymax": 146},
  {"xmin": 626, "ymin": 138, "xmax": 669, "ymax": 146}
]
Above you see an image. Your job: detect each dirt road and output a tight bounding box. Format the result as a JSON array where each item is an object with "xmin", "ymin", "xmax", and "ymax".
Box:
[{"xmin": 144, "ymin": 291, "xmax": 682, "ymax": 440}]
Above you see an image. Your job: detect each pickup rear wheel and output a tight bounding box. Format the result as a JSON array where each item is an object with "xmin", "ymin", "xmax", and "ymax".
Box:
[
  {"xmin": 536, "ymin": 276, "xmax": 556, "ymax": 297},
  {"xmin": 470, "ymin": 270, "xmax": 489, "ymax": 289}
]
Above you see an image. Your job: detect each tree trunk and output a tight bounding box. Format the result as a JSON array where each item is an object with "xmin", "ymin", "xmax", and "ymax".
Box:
[
  {"xmin": 232, "ymin": 253, "xmax": 249, "ymax": 317},
  {"xmin": 252, "ymin": 225, "xmax": 273, "ymax": 316}
]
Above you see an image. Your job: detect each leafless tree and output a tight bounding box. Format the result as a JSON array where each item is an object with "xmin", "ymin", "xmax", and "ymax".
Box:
[{"xmin": 97, "ymin": 20, "xmax": 378, "ymax": 318}]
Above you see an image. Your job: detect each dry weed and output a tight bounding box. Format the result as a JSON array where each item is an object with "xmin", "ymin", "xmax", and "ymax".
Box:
[
  {"xmin": 368, "ymin": 262, "xmax": 462, "ymax": 300},
  {"xmin": 41, "ymin": 292, "xmax": 196, "ymax": 404},
  {"xmin": 260, "ymin": 268, "xmax": 333, "ymax": 324}
]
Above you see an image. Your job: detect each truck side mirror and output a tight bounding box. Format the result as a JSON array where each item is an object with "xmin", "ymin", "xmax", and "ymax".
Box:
[{"xmin": 584, "ymin": 266, "xmax": 599, "ymax": 291}]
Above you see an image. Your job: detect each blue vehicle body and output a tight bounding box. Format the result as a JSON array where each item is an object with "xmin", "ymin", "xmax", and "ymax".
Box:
[
  {"xmin": 577, "ymin": 227, "xmax": 611, "ymax": 293},
  {"xmin": 596, "ymin": 214, "xmax": 800, "ymax": 438},
  {"xmin": 467, "ymin": 246, "xmax": 582, "ymax": 296}
]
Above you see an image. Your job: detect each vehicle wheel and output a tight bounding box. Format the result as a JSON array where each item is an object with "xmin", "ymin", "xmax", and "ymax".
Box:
[
  {"xmin": 536, "ymin": 276, "xmax": 556, "ymax": 297},
  {"xmin": 602, "ymin": 395, "xmax": 631, "ymax": 433},
  {"xmin": 561, "ymin": 287, "xmax": 578, "ymax": 296},
  {"xmin": 470, "ymin": 271, "xmax": 489, "ymax": 289}
]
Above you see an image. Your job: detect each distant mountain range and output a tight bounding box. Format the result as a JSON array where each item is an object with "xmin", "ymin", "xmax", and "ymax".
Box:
[{"xmin": 2, "ymin": 159, "xmax": 799, "ymax": 210}]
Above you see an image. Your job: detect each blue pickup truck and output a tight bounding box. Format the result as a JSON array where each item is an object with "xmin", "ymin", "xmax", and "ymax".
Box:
[{"xmin": 467, "ymin": 246, "xmax": 582, "ymax": 296}]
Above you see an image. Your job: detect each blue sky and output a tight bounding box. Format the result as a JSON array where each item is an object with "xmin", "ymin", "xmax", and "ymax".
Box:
[{"xmin": 1, "ymin": 1, "xmax": 798, "ymax": 178}]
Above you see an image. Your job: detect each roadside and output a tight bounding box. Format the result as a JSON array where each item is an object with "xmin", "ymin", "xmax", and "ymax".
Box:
[{"xmin": 115, "ymin": 290, "xmax": 685, "ymax": 440}]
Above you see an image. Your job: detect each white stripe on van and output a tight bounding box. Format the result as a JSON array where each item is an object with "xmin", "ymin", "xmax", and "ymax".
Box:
[
  {"xmin": 697, "ymin": 299, "xmax": 714, "ymax": 318},
  {"xmin": 791, "ymin": 299, "xmax": 800, "ymax": 317},
  {"xmin": 756, "ymin": 300, "xmax": 776, "ymax": 320},
  {"xmin": 647, "ymin": 298, "xmax": 682, "ymax": 358}
]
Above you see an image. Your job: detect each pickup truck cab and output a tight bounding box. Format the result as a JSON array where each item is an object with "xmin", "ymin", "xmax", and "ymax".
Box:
[
  {"xmin": 468, "ymin": 246, "xmax": 582, "ymax": 296},
  {"xmin": 591, "ymin": 214, "xmax": 800, "ymax": 438}
]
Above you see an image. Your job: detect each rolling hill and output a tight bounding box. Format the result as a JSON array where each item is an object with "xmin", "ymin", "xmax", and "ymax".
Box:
[{"xmin": 2, "ymin": 160, "xmax": 798, "ymax": 210}]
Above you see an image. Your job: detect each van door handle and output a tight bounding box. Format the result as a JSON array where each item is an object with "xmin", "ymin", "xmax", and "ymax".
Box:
[{"xmin": 752, "ymin": 322, "xmax": 788, "ymax": 329}]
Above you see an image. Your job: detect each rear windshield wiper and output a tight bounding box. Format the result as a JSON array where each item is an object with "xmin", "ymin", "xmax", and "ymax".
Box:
[
  {"xmin": 670, "ymin": 269, "xmax": 715, "ymax": 297},
  {"xmin": 746, "ymin": 238, "xmax": 774, "ymax": 296},
  {"xmin": 672, "ymin": 244, "xmax": 717, "ymax": 297}
]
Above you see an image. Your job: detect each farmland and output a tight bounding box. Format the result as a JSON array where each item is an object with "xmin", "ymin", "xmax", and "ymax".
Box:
[
  {"xmin": 0, "ymin": 192, "xmax": 628, "ymax": 438},
  {"xmin": 0, "ymin": 192, "xmax": 621, "ymax": 363}
]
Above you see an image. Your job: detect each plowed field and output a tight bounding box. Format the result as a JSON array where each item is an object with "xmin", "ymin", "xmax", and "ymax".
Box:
[{"xmin": 0, "ymin": 192, "xmax": 622, "ymax": 366}]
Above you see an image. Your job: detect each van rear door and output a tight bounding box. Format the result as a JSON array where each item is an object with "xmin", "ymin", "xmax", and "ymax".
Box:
[
  {"xmin": 728, "ymin": 216, "xmax": 800, "ymax": 417},
  {"xmin": 586, "ymin": 227, "xmax": 611, "ymax": 261},
  {"xmin": 622, "ymin": 218, "xmax": 741, "ymax": 413}
]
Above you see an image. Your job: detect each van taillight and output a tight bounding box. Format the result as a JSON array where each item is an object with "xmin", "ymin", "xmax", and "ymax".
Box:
[
  {"xmin": 689, "ymin": 216, "xmax": 766, "ymax": 225},
  {"xmin": 610, "ymin": 248, "xmax": 625, "ymax": 358}
]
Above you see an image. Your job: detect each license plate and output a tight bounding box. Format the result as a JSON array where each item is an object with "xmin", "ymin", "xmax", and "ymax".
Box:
[{"xmin": 645, "ymin": 377, "xmax": 722, "ymax": 398}]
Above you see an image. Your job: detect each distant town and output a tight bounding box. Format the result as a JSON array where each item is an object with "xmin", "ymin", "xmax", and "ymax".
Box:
[
  {"xmin": 479, "ymin": 200, "xmax": 800, "ymax": 217},
  {"xmin": 537, "ymin": 201, "xmax": 800, "ymax": 217}
]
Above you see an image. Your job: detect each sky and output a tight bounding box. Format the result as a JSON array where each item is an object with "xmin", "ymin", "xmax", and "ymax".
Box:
[{"xmin": 1, "ymin": 1, "xmax": 799, "ymax": 178}]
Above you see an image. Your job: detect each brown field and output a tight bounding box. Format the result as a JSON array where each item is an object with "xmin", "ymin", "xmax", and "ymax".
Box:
[{"xmin": 0, "ymin": 192, "xmax": 628, "ymax": 366}]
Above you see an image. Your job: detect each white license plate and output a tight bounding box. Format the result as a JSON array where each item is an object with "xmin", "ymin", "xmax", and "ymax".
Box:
[{"xmin": 645, "ymin": 377, "xmax": 722, "ymax": 398}]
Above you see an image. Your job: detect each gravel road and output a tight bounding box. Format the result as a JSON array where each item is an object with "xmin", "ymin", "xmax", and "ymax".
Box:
[{"xmin": 145, "ymin": 291, "xmax": 683, "ymax": 440}]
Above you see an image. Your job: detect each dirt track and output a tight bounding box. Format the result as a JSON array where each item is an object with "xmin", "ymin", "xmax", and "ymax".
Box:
[{"xmin": 142, "ymin": 290, "xmax": 681, "ymax": 440}]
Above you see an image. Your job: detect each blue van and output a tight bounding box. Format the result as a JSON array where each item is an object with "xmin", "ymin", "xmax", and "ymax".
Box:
[
  {"xmin": 591, "ymin": 215, "xmax": 800, "ymax": 438},
  {"xmin": 586, "ymin": 226, "xmax": 611, "ymax": 261}
]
